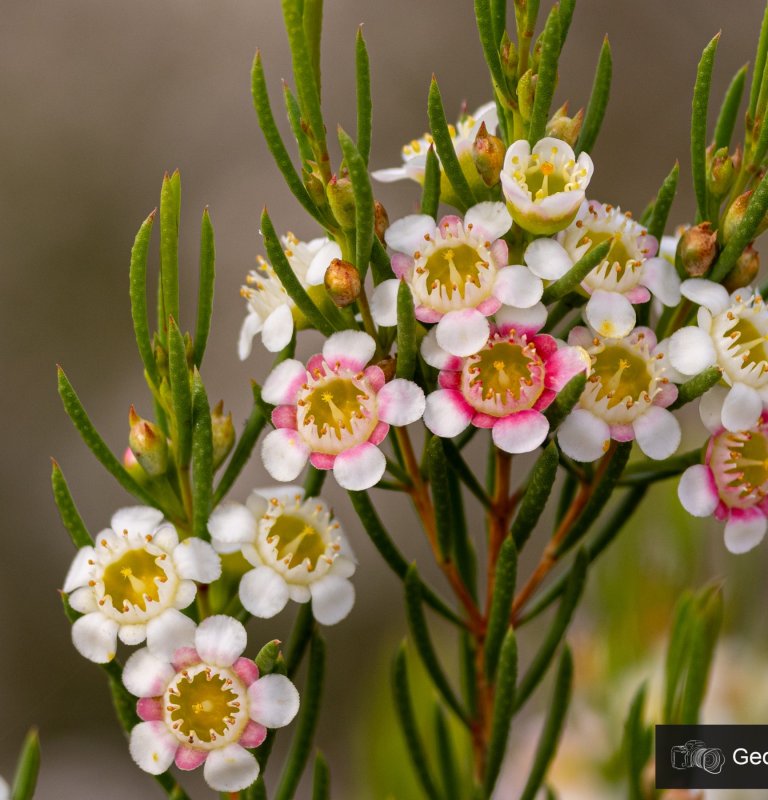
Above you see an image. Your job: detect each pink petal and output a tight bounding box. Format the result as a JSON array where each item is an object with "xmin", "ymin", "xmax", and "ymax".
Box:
[
  {"xmin": 625, "ymin": 286, "xmax": 651, "ymax": 304},
  {"xmin": 415, "ymin": 305, "xmax": 443, "ymax": 323},
  {"xmin": 472, "ymin": 412, "xmax": 498, "ymax": 429},
  {"xmin": 724, "ymin": 507, "xmax": 768, "ymax": 554},
  {"xmin": 439, "ymin": 371, "xmax": 461, "ymax": 390},
  {"xmin": 437, "ymin": 214, "xmax": 463, "ymax": 238},
  {"xmin": 310, "ymin": 452, "xmax": 336, "ymax": 470},
  {"xmin": 272, "ymin": 405, "xmax": 297, "ymax": 430},
  {"xmin": 532, "ymin": 334, "xmax": 558, "ymax": 361},
  {"xmin": 172, "ymin": 646, "xmax": 201, "ymax": 671},
  {"xmin": 239, "ymin": 721, "xmax": 268, "ymax": 749},
  {"xmin": 609, "ymin": 424, "xmax": 635, "ymax": 442},
  {"xmin": 364, "ymin": 365, "xmax": 386, "ymax": 392},
  {"xmin": 634, "ymin": 326, "xmax": 658, "ymax": 350},
  {"xmin": 391, "ymin": 252, "xmax": 413, "ymax": 279},
  {"xmin": 678, "ymin": 464, "xmax": 718, "ymax": 518},
  {"xmin": 323, "ymin": 330, "xmax": 376, "ymax": 373},
  {"xmin": 490, "ymin": 239, "xmax": 508, "ymax": 266},
  {"xmin": 654, "ymin": 382, "xmax": 679, "ymax": 408},
  {"xmin": 532, "ymin": 388, "xmax": 557, "ymax": 411},
  {"xmin": 369, "ymin": 421, "xmax": 390, "ymax": 445},
  {"xmin": 332, "ymin": 442, "xmax": 386, "ymax": 490},
  {"xmin": 567, "ymin": 326, "xmax": 594, "ymax": 349},
  {"xmin": 233, "ymin": 657, "xmax": 260, "ymax": 687},
  {"xmin": 175, "ymin": 745, "xmax": 208, "ymax": 771},
  {"xmin": 306, "ymin": 353, "xmax": 326, "ymax": 375},
  {"xmin": 544, "ymin": 346, "xmax": 590, "ymax": 391},
  {"xmin": 137, "ymin": 697, "xmax": 163, "ymax": 722},
  {"xmin": 423, "ymin": 389, "xmax": 474, "ymax": 437},
  {"xmin": 492, "ymin": 410, "xmax": 550, "ymax": 454},
  {"xmin": 476, "ymin": 296, "xmax": 502, "ymax": 316},
  {"xmin": 377, "ymin": 379, "xmax": 426, "ymax": 426}
]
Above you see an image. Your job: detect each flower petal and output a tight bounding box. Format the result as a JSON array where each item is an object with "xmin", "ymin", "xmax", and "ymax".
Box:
[
  {"xmin": 557, "ymin": 409, "xmax": 611, "ymax": 462},
  {"xmin": 436, "ymin": 309, "xmax": 490, "ymax": 357},
  {"xmin": 118, "ymin": 623, "xmax": 148, "ymax": 646},
  {"xmin": 71, "ymin": 613, "xmax": 119, "ymax": 664},
  {"xmin": 238, "ymin": 312, "xmax": 263, "ymax": 361},
  {"xmin": 724, "ymin": 508, "xmax": 767, "ymax": 554},
  {"xmin": 208, "ymin": 502, "xmax": 258, "ymax": 554},
  {"xmin": 203, "ymin": 744, "xmax": 260, "ymax": 793},
  {"xmin": 175, "ymin": 745, "xmax": 208, "ymax": 771},
  {"xmin": 493, "ymin": 266, "xmax": 544, "ymax": 308},
  {"xmin": 261, "ymin": 305, "xmax": 294, "ymax": 353},
  {"xmin": 261, "ymin": 359, "xmax": 307, "ymax": 406},
  {"xmin": 123, "ymin": 648, "xmax": 175, "ymax": 697},
  {"xmin": 584, "ymin": 290, "xmax": 636, "ymax": 339},
  {"xmin": 239, "ymin": 566, "xmax": 290, "ymax": 619},
  {"xmin": 195, "ymin": 615, "xmax": 248, "ymax": 667},
  {"xmin": 423, "ymin": 389, "xmax": 473, "ymax": 438},
  {"xmin": 129, "ymin": 722, "xmax": 177, "ymax": 776},
  {"xmin": 333, "ymin": 443, "xmax": 386, "ymax": 490},
  {"xmin": 306, "ymin": 240, "xmax": 343, "ymax": 286},
  {"xmin": 239, "ymin": 720, "xmax": 268, "ymax": 749},
  {"xmin": 111, "ymin": 506, "xmax": 164, "ymax": 538},
  {"xmin": 309, "ymin": 575, "xmax": 355, "ymax": 625},
  {"xmin": 523, "ymin": 238, "xmax": 573, "ymax": 280},
  {"xmin": 721, "ymin": 383, "xmax": 763, "ymax": 432},
  {"xmin": 371, "ymin": 166, "xmax": 409, "ymax": 183},
  {"xmin": 385, "ymin": 214, "xmax": 436, "ymax": 255},
  {"xmin": 544, "ymin": 346, "xmax": 590, "ymax": 391},
  {"xmin": 248, "ymin": 674, "xmax": 300, "ymax": 728},
  {"xmin": 146, "ymin": 608, "xmax": 197, "ymax": 661},
  {"xmin": 172, "ymin": 538, "xmax": 222, "ymax": 583},
  {"xmin": 322, "ymin": 330, "xmax": 376, "ymax": 372},
  {"xmin": 261, "ymin": 429, "xmax": 310, "ymax": 482},
  {"xmin": 370, "ymin": 279, "xmax": 400, "ymax": 327},
  {"xmin": 640, "ymin": 257, "xmax": 681, "ymax": 306},
  {"xmin": 633, "ymin": 406, "xmax": 681, "ymax": 460},
  {"xmin": 377, "ymin": 379, "xmax": 426, "ymax": 426},
  {"xmin": 680, "ymin": 278, "xmax": 731, "ymax": 314},
  {"xmin": 464, "ymin": 201, "xmax": 512, "ymax": 241},
  {"xmin": 491, "ymin": 410, "xmax": 550, "ymax": 454},
  {"xmin": 678, "ymin": 465, "xmax": 719, "ymax": 517},
  {"xmin": 668, "ymin": 326, "xmax": 717, "ymax": 376},
  {"xmin": 699, "ymin": 384, "xmax": 728, "ymax": 433},
  {"xmin": 420, "ymin": 327, "xmax": 463, "ymax": 370},
  {"xmin": 63, "ymin": 545, "xmax": 95, "ymax": 593},
  {"xmin": 495, "ymin": 303, "xmax": 548, "ymax": 338}
]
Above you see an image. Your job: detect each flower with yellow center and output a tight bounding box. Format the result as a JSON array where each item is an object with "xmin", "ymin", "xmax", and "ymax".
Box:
[
  {"xmin": 208, "ymin": 488, "xmax": 356, "ymax": 625},
  {"xmin": 123, "ymin": 615, "xmax": 299, "ymax": 792},
  {"xmin": 63, "ymin": 506, "xmax": 221, "ymax": 663},
  {"xmin": 557, "ymin": 326, "xmax": 681, "ymax": 462}
]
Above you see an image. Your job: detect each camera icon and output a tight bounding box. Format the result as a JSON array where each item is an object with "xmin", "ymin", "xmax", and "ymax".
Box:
[{"xmin": 671, "ymin": 740, "xmax": 725, "ymax": 775}]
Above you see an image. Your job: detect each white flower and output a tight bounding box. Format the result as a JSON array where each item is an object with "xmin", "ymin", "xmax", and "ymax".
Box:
[
  {"xmin": 669, "ymin": 280, "xmax": 768, "ymax": 432},
  {"xmin": 123, "ymin": 615, "xmax": 299, "ymax": 792},
  {"xmin": 0, "ymin": 776, "xmax": 7, "ymax": 800},
  {"xmin": 500, "ymin": 137, "xmax": 593, "ymax": 234},
  {"xmin": 208, "ymin": 488, "xmax": 356, "ymax": 625},
  {"xmin": 239, "ymin": 233, "xmax": 341, "ymax": 357},
  {"xmin": 63, "ymin": 506, "xmax": 221, "ymax": 663},
  {"xmin": 557, "ymin": 326, "xmax": 681, "ymax": 461}
]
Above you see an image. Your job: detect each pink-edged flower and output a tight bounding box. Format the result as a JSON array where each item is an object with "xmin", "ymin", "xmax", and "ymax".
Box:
[
  {"xmin": 372, "ymin": 202, "xmax": 549, "ymax": 357},
  {"xmin": 679, "ymin": 411, "xmax": 768, "ymax": 554},
  {"xmin": 557, "ymin": 326, "xmax": 681, "ymax": 462},
  {"xmin": 500, "ymin": 137, "xmax": 593, "ymax": 235},
  {"xmin": 208, "ymin": 487, "xmax": 356, "ymax": 625},
  {"xmin": 421, "ymin": 307, "xmax": 590, "ymax": 453},
  {"xmin": 260, "ymin": 330, "xmax": 425, "ymax": 490},
  {"xmin": 63, "ymin": 506, "xmax": 221, "ymax": 664},
  {"xmin": 124, "ymin": 615, "xmax": 299, "ymax": 792},
  {"xmin": 670, "ymin": 280, "xmax": 768, "ymax": 432},
  {"xmin": 537, "ymin": 201, "xmax": 681, "ymax": 339}
]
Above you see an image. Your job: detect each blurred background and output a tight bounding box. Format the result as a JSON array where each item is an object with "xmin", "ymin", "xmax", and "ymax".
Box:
[{"xmin": 2, "ymin": 0, "xmax": 768, "ymax": 796}]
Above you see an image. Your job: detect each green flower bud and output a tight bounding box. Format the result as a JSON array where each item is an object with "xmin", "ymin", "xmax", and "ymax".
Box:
[
  {"xmin": 500, "ymin": 32, "xmax": 518, "ymax": 84},
  {"xmin": 123, "ymin": 446, "xmax": 150, "ymax": 486},
  {"xmin": 723, "ymin": 244, "xmax": 760, "ymax": 292},
  {"xmin": 324, "ymin": 258, "xmax": 362, "ymax": 307},
  {"xmin": 472, "ymin": 122, "xmax": 506, "ymax": 187},
  {"xmin": 545, "ymin": 103, "xmax": 584, "ymax": 147},
  {"xmin": 211, "ymin": 401, "xmax": 235, "ymax": 470},
  {"xmin": 303, "ymin": 168, "xmax": 327, "ymax": 209},
  {"xmin": 706, "ymin": 146, "xmax": 736, "ymax": 199},
  {"xmin": 374, "ymin": 200, "xmax": 390, "ymax": 243},
  {"xmin": 128, "ymin": 406, "xmax": 168, "ymax": 477},
  {"xmin": 675, "ymin": 222, "xmax": 718, "ymax": 278},
  {"xmin": 721, "ymin": 189, "xmax": 768, "ymax": 243},
  {"xmin": 326, "ymin": 174, "xmax": 356, "ymax": 230},
  {"xmin": 517, "ymin": 69, "xmax": 536, "ymax": 123}
]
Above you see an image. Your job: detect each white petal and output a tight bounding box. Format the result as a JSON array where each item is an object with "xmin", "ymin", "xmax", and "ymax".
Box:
[
  {"xmin": 491, "ymin": 410, "xmax": 550, "ymax": 454},
  {"xmin": 261, "ymin": 305, "xmax": 294, "ymax": 353},
  {"xmin": 423, "ymin": 390, "xmax": 473, "ymax": 438},
  {"xmin": 248, "ymin": 674, "xmax": 300, "ymax": 728},
  {"xmin": 641, "ymin": 257, "xmax": 681, "ymax": 306},
  {"xmin": 333, "ymin": 443, "xmax": 386, "ymax": 490},
  {"xmin": 0, "ymin": 777, "xmax": 8, "ymax": 800},
  {"xmin": 110, "ymin": 506, "xmax": 164, "ymax": 538},
  {"xmin": 678, "ymin": 465, "xmax": 719, "ymax": 517},
  {"xmin": 495, "ymin": 302, "xmax": 548, "ymax": 336},
  {"xmin": 152, "ymin": 523, "xmax": 179, "ymax": 552},
  {"xmin": 305, "ymin": 240, "xmax": 343, "ymax": 286},
  {"xmin": 420, "ymin": 327, "xmax": 460, "ymax": 370},
  {"xmin": 668, "ymin": 326, "xmax": 717, "ymax": 376},
  {"xmin": 721, "ymin": 383, "xmax": 763, "ymax": 432},
  {"xmin": 309, "ymin": 575, "xmax": 355, "ymax": 625},
  {"xmin": 370, "ymin": 279, "xmax": 400, "ymax": 327},
  {"xmin": 557, "ymin": 409, "xmax": 611, "ymax": 462},
  {"xmin": 123, "ymin": 648, "xmax": 175, "ymax": 697},
  {"xmin": 71, "ymin": 613, "xmax": 119, "ymax": 663},
  {"xmin": 584, "ymin": 290, "xmax": 636, "ymax": 339},
  {"xmin": 261, "ymin": 429, "xmax": 310, "ymax": 482},
  {"xmin": 532, "ymin": 136, "xmax": 576, "ymax": 161},
  {"xmin": 261, "ymin": 359, "xmax": 307, "ymax": 406},
  {"xmin": 699, "ymin": 384, "xmax": 728, "ymax": 433},
  {"xmin": 371, "ymin": 166, "xmax": 409, "ymax": 183},
  {"xmin": 208, "ymin": 502, "xmax": 258, "ymax": 554},
  {"xmin": 68, "ymin": 586, "xmax": 97, "ymax": 614},
  {"xmin": 652, "ymin": 337, "xmax": 687, "ymax": 384},
  {"xmin": 173, "ymin": 538, "xmax": 222, "ymax": 583},
  {"xmin": 204, "ymin": 745, "xmax": 260, "ymax": 793},
  {"xmin": 174, "ymin": 580, "xmax": 197, "ymax": 610},
  {"xmin": 377, "ymin": 379, "xmax": 426, "ymax": 426},
  {"xmin": 633, "ymin": 406, "xmax": 681, "ymax": 460},
  {"xmin": 523, "ymin": 238, "xmax": 573, "ymax": 280},
  {"xmin": 251, "ymin": 485, "xmax": 305, "ymax": 507},
  {"xmin": 436, "ymin": 309, "xmax": 490, "ymax": 357},
  {"xmin": 238, "ymin": 311, "xmax": 263, "ymax": 361},
  {"xmin": 129, "ymin": 722, "xmax": 177, "ymax": 775},
  {"xmin": 239, "ymin": 566, "xmax": 290, "ymax": 619},
  {"xmin": 493, "ymin": 266, "xmax": 544, "ymax": 308},
  {"xmin": 724, "ymin": 511, "xmax": 767, "ymax": 554},
  {"xmin": 118, "ymin": 624, "xmax": 146, "ymax": 646},
  {"xmin": 680, "ymin": 279, "xmax": 731, "ymax": 314},
  {"xmin": 384, "ymin": 214, "xmax": 436, "ymax": 255},
  {"xmin": 146, "ymin": 609, "xmax": 197, "ymax": 660},
  {"xmin": 195, "ymin": 615, "xmax": 248, "ymax": 667},
  {"xmin": 464, "ymin": 202, "xmax": 512, "ymax": 241},
  {"xmin": 63, "ymin": 545, "xmax": 95, "ymax": 593},
  {"xmin": 322, "ymin": 330, "xmax": 376, "ymax": 371}
]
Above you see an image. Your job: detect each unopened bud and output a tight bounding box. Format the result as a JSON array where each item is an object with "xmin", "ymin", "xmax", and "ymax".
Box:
[
  {"xmin": 545, "ymin": 103, "xmax": 584, "ymax": 147},
  {"xmin": 128, "ymin": 406, "xmax": 168, "ymax": 477},
  {"xmin": 721, "ymin": 190, "xmax": 768, "ymax": 242},
  {"xmin": 675, "ymin": 222, "xmax": 718, "ymax": 278},
  {"xmin": 326, "ymin": 174, "xmax": 356, "ymax": 230},
  {"xmin": 472, "ymin": 122, "xmax": 506, "ymax": 187},
  {"xmin": 724, "ymin": 244, "xmax": 760, "ymax": 292},
  {"xmin": 123, "ymin": 447, "xmax": 150, "ymax": 485},
  {"xmin": 324, "ymin": 259, "xmax": 361, "ymax": 307},
  {"xmin": 303, "ymin": 168, "xmax": 327, "ymax": 209},
  {"xmin": 376, "ymin": 356, "xmax": 397, "ymax": 382},
  {"xmin": 211, "ymin": 401, "xmax": 235, "ymax": 470},
  {"xmin": 374, "ymin": 201, "xmax": 390, "ymax": 243},
  {"xmin": 706, "ymin": 146, "xmax": 736, "ymax": 198},
  {"xmin": 500, "ymin": 33, "xmax": 518, "ymax": 84},
  {"xmin": 517, "ymin": 70, "xmax": 536, "ymax": 123}
]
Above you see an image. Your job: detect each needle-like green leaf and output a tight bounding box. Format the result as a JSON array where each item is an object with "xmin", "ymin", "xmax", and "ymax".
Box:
[
  {"xmin": 484, "ymin": 537, "xmax": 517, "ymax": 681},
  {"xmin": 396, "ymin": 281, "xmax": 417, "ymax": 379},
  {"xmin": 129, "ymin": 210, "xmax": 159, "ymax": 385},
  {"xmin": 714, "ymin": 64, "xmax": 748, "ymax": 150},
  {"xmin": 483, "ymin": 628, "xmax": 518, "ymax": 796},
  {"xmin": 528, "ymin": 7, "xmax": 561, "ymax": 145},
  {"xmin": 355, "ymin": 27, "xmax": 372, "ymax": 166},
  {"xmin": 191, "ymin": 371, "xmax": 213, "ymax": 541},
  {"xmin": 338, "ymin": 128, "xmax": 375, "ymax": 276},
  {"xmin": 10, "ymin": 728, "xmax": 40, "ymax": 800},
  {"xmin": 510, "ymin": 442, "xmax": 559, "ymax": 550},
  {"xmin": 168, "ymin": 318, "xmax": 192, "ymax": 469},
  {"xmin": 749, "ymin": 4, "xmax": 768, "ymax": 119},
  {"xmin": 647, "ymin": 161, "xmax": 680, "ymax": 244},
  {"xmin": 540, "ymin": 239, "xmax": 611, "ymax": 304},
  {"xmin": 192, "ymin": 208, "xmax": 215, "ymax": 368},
  {"xmin": 311, "ymin": 751, "xmax": 331, "ymax": 800},
  {"xmin": 691, "ymin": 34, "xmax": 721, "ymax": 221},
  {"xmin": 159, "ymin": 171, "xmax": 181, "ymax": 327},
  {"xmin": 576, "ymin": 36, "xmax": 612, "ymax": 155},
  {"xmin": 421, "ymin": 145, "xmax": 441, "ymax": 218},
  {"xmin": 51, "ymin": 459, "xmax": 92, "ymax": 549}
]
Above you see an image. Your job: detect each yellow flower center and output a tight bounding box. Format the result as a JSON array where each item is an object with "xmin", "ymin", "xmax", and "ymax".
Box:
[
  {"xmin": 469, "ymin": 342, "xmax": 539, "ymax": 402},
  {"xmin": 721, "ymin": 428, "xmax": 768, "ymax": 496},
  {"xmin": 579, "ymin": 229, "xmax": 633, "ymax": 269},
  {"xmin": 167, "ymin": 668, "xmax": 243, "ymax": 745},
  {"xmin": 423, "ymin": 244, "xmax": 487, "ymax": 301},
  {"xmin": 101, "ymin": 549, "xmax": 167, "ymax": 612},
  {"xmin": 728, "ymin": 317, "xmax": 768, "ymax": 367},
  {"xmin": 524, "ymin": 163, "xmax": 567, "ymax": 200},
  {"xmin": 268, "ymin": 514, "xmax": 326, "ymax": 570},
  {"xmin": 302, "ymin": 377, "xmax": 369, "ymax": 439},
  {"xmin": 591, "ymin": 345, "xmax": 652, "ymax": 409}
]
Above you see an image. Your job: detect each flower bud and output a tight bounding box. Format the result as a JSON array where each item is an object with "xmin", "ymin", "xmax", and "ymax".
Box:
[
  {"xmin": 517, "ymin": 69, "xmax": 536, "ymax": 123},
  {"xmin": 376, "ymin": 356, "xmax": 397, "ymax": 382},
  {"xmin": 500, "ymin": 32, "xmax": 518, "ymax": 84},
  {"xmin": 324, "ymin": 258, "xmax": 361, "ymax": 307},
  {"xmin": 374, "ymin": 201, "xmax": 389, "ymax": 243},
  {"xmin": 303, "ymin": 168, "xmax": 327, "ymax": 209},
  {"xmin": 211, "ymin": 401, "xmax": 235, "ymax": 470},
  {"xmin": 706, "ymin": 146, "xmax": 736, "ymax": 198},
  {"xmin": 545, "ymin": 102, "xmax": 584, "ymax": 147},
  {"xmin": 123, "ymin": 447, "xmax": 150, "ymax": 485},
  {"xmin": 128, "ymin": 406, "xmax": 168, "ymax": 477},
  {"xmin": 724, "ymin": 244, "xmax": 760, "ymax": 292},
  {"xmin": 326, "ymin": 174, "xmax": 356, "ymax": 230},
  {"xmin": 472, "ymin": 122, "xmax": 506, "ymax": 187},
  {"xmin": 721, "ymin": 189, "xmax": 768, "ymax": 242},
  {"xmin": 675, "ymin": 222, "xmax": 718, "ymax": 278}
]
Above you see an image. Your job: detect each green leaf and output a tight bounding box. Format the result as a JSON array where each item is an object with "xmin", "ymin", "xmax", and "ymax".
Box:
[
  {"xmin": 404, "ymin": 566, "xmax": 470, "ymax": 725},
  {"xmin": 749, "ymin": 4, "xmax": 768, "ymax": 119},
  {"xmin": 168, "ymin": 318, "xmax": 192, "ymax": 469},
  {"xmin": 311, "ymin": 751, "xmax": 331, "ymax": 800},
  {"xmin": 460, "ymin": 630, "xmax": 478, "ymax": 718},
  {"xmin": 191, "ymin": 372, "xmax": 213, "ymax": 541},
  {"xmin": 528, "ymin": 7, "xmax": 561, "ymax": 145},
  {"xmin": 347, "ymin": 490, "xmax": 463, "ymax": 626},
  {"xmin": 129, "ymin": 210, "xmax": 159, "ymax": 385},
  {"xmin": 447, "ymin": 468, "xmax": 478, "ymax": 600},
  {"xmin": 433, "ymin": 704, "xmax": 461, "ymax": 800},
  {"xmin": 484, "ymin": 537, "xmax": 517, "ymax": 681},
  {"xmin": 286, "ymin": 603, "xmax": 315, "ymax": 678},
  {"xmin": 557, "ymin": 0, "xmax": 575, "ymax": 50},
  {"xmin": 251, "ymin": 52, "xmax": 326, "ymax": 227},
  {"xmin": 519, "ymin": 648, "xmax": 573, "ymax": 800},
  {"xmin": 160, "ymin": 171, "xmax": 181, "ymax": 328},
  {"xmin": 543, "ymin": 373, "xmax": 587, "ymax": 431},
  {"xmin": 396, "ymin": 281, "xmax": 417, "ymax": 379},
  {"xmin": 714, "ymin": 64, "xmax": 748, "ymax": 150},
  {"xmin": 57, "ymin": 367, "xmax": 158, "ymax": 507},
  {"xmin": 274, "ymin": 632, "xmax": 326, "ymax": 800},
  {"xmin": 284, "ymin": 83, "xmax": 316, "ymax": 166},
  {"xmin": 10, "ymin": 728, "xmax": 40, "ymax": 800},
  {"xmin": 303, "ymin": 0, "xmax": 324, "ymax": 99},
  {"xmin": 338, "ymin": 128, "xmax": 375, "ymax": 276},
  {"xmin": 51, "ymin": 459, "xmax": 92, "ymax": 549},
  {"xmin": 255, "ymin": 639, "xmax": 282, "ymax": 674},
  {"xmin": 428, "ymin": 78, "xmax": 476, "ymax": 211},
  {"xmin": 483, "ymin": 628, "xmax": 518, "ymax": 796},
  {"xmin": 355, "ymin": 27, "xmax": 372, "ymax": 166},
  {"xmin": 303, "ymin": 464, "xmax": 327, "ymax": 497},
  {"xmin": 510, "ymin": 442, "xmax": 559, "ymax": 550},
  {"xmin": 619, "ymin": 450, "xmax": 702, "ymax": 486},
  {"xmin": 647, "ymin": 161, "xmax": 680, "ymax": 244},
  {"xmin": 212, "ymin": 382, "xmax": 267, "ymax": 506},
  {"xmin": 421, "ymin": 145, "xmax": 441, "ymax": 218},
  {"xmin": 193, "ymin": 208, "xmax": 215, "ymax": 367},
  {"xmin": 370, "ymin": 236, "xmax": 394, "ymax": 285},
  {"xmin": 624, "ymin": 683, "xmax": 652, "ymax": 800},
  {"xmin": 490, "ymin": 0, "xmax": 506, "ymax": 46},
  {"xmin": 475, "ymin": 0, "xmax": 509, "ymax": 99},
  {"xmin": 691, "ymin": 33, "xmax": 721, "ymax": 221},
  {"xmin": 427, "ymin": 437, "xmax": 454, "ymax": 558},
  {"xmin": 576, "ymin": 36, "xmax": 612, "ymax": 155},
  {"xmin": 442, "ymin": 439, "xmax": 492, "ymax": 510},
  {"xmin": 541, "ymin": 239, "xmax": 611, "ymax": 304},
  {"xmin": 664, "ymin": 590, "xmax": 696, "ymax": 723},
  {"xmin": 669, "ymin": 366, "xmax": 722, "ymax": 409},
  {"xmin": 391, "ymin": 643, "xmax": 442, "ymax": 800}
]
